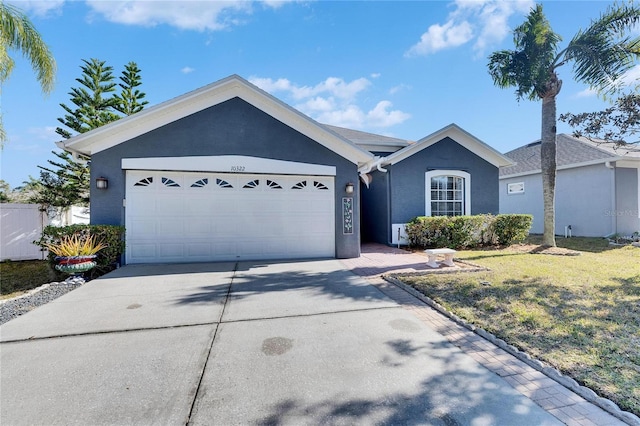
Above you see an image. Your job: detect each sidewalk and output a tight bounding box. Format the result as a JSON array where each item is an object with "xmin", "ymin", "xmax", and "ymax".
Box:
[{"xmin": 342, "ymin": 244, "xmax": 635, "ymax": 426}]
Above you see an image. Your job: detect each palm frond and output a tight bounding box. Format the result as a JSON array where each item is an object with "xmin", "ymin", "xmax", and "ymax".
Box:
[
  {"xmin": 0, "ymin": 2, "xmax": 56, "ymax": 94},
  {"xmin": 563, "ymin": 2, "xmax": 640, "ymax": 95},
  {"xmin": 487, "ymin": 4, "xmax": 561, "ymax": 101}
]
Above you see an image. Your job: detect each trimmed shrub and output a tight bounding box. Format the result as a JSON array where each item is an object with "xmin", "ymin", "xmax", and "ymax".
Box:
[
  {"xmin": 405, "ymin": 214, "xmax": 532, "ymax": 249},
  {"xmin": 491, "ymin": 214, "xmax": 533, "ymax": 246},
  {"xmin": 35, "ymin": 225, "xmax": 125, "ymax": 278}
]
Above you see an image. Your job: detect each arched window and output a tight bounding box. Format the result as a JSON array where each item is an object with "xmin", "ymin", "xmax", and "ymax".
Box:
[{"xmin": 425, "ymin": 170, "xmax": 471, "ymax": 216}]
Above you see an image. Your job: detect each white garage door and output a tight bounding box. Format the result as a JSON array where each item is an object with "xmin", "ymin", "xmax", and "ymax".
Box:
[{"xmin": 125, "ymin": 170, "xmax": 335, "ymax": 264}]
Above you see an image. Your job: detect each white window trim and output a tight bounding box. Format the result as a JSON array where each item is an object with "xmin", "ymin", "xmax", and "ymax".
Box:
[
  {"xmin": 425, "ymin": 170, "xmax": 471, "ymax": 216},
  {"xmin": 507, "ymin": 182, "xmax": 525, "ymax": 194}
]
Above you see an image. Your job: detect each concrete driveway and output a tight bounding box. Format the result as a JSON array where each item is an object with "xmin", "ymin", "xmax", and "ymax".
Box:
[{"xmin": 0, "ymin": 259, "xmax": 561, "ymax": 425}]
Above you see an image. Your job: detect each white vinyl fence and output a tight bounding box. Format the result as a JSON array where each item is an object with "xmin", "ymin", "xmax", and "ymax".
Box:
[
  {"xmin": 0, "ymin": 204, "xmax": 90, "ymax": 261},
  {"xmin": 0, "ymin": 204, "xmax": 47, "ymax": 261}
]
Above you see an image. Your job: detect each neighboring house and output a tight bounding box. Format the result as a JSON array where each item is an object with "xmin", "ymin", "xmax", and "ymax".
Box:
[
  {"xmin": 57, "ymin": 75, "xmax": 511, "ymax": 264},
  {"xmin": 500, "ymin": 134, "xmax": 640, "ymax": 237}
]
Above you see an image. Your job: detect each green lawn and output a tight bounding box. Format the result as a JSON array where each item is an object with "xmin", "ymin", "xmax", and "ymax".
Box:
[{"xmin": 397, "ymin": 237, "xmax": 640, "ymax": 416}]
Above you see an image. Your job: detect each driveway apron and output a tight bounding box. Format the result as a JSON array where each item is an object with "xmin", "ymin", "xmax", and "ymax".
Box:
[{"xmin": 1, "ymin": 259, "xmax": 560, "ymax": 425}]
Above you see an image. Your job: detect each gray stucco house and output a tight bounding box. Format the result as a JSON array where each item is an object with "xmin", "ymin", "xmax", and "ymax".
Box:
[
  {"xmin": 58, "ymin": 75, "xmax": 511, "ymax": 264},
  {"xmin": 356, "ymin": 124, "xmax": 513, "ymax": 245},
  {"xmin": 500, "ymin": 134, "xmax": 640, "ymax": 237}
]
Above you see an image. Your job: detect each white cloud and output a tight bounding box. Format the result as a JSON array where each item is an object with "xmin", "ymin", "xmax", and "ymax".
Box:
[
  {"xmin": 406, "ymin": 0, "xmax": 533, "ymax": 57},
  {"xmin": 389, "ymin": 84, "xmax": 411, "ymax": 95},
  {"xmin": 250, "ymin": 76, "xmax": 370, "ymax": 101},
  {"xmin": 367, "ymin": 101, "xmax": 411, "ymax": 128},
  {"xmin": 260, "ymin": 0, "xmax": 296, "ymax": 9},
  {"xmin": 575, "ymin": 87, "xmax": 597, "ymax": 98},
  {"xmin": 181, "ymin": 66, "xmax": 195, "ymax": 74},
  {"xmin": 27, "ymin": 126, "xmax": 58, "ymax": 141},
  {"xmin": 621, "ymin": 64, "xmax": 640, "ymax": 86},
  {"xmin": 85, "ymin": 0, "xmax": 253, "ymax": 31},
  {"xmin": 405, "ymin": 20, "xmax": 473, "ymax": 56},
  {"xmin": 8, "ymin": 0, "xmax": 65, "ymax": 17},
  {"xmin": 469, "ymin": 0, "xmax": 533, "ymax": 54},
  {"xmin": 250, "ymin": 75, "xmax": 411, "ymax": 130}
]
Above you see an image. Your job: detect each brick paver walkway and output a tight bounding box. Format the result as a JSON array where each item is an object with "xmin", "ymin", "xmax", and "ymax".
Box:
[{"xmin": 341, "ymin": 244, "xmax": 634, "ymax": 426}]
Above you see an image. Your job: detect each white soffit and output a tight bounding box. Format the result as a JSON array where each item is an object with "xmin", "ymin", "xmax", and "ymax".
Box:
[
  {"xmin": 616, "ymin": 159, "xmax": 640, "ymax": 168},
  {"xmin": 122, "ymin": 156, "xmax": 337, "ymax": 176},
  {"xmin": 499, "ymin": 156, "xmax": 639, "ymax": 179},
  {"xmin": 384, "ymin": 124, "xmax": 513, "ymax": 168},
  {"xmin": 60, "ymin": 75, "xmax": 373, "ymax": 165}
]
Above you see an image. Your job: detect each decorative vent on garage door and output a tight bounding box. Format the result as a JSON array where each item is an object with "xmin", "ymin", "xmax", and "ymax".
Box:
[
  {"xmin": 161, "ymin": 177, "xmax": 180, "ymax": 187},
  {"xmin": 134, "ymin": 177, "xmax": 153, "ymax": 187},
  {"xmin": 266, "ymin": 180, "xmax": 282, "ymax": 189},
  {"xmin": 243, "ymin": 179, "xmax": 260, "ymax": 189},
  {"xmin": 190, "ymin": 178, "xmax": 208, "ymax": 188},
  {"xmin": 216, "ymin": 178, "xmax": 233, "ymax": 188},
  {"xmin": 292, "ymin": 180, "xmax": 307, "ymax": 189},
  {"xmin": 314, "ymin": 181, "xmax": 329, "ymax": 190}
]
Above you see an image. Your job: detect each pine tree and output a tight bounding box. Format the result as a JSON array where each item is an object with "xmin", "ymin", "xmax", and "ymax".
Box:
[
  {"xmin": 34, "ymin": 59, "xmax": 149, "ymax": 210},
  {"xmin": 56, "ymin": 58, "xmax": 120, "ymax": 139},
  {"xmin": 113, "ymin": 62, "xmax": 148, "ymax": 116}
]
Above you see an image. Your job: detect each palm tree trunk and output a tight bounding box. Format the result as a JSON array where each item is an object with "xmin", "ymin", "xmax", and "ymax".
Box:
[{"xmin": 541, "ymin": 94, "xmax": 557, "ymax": 247}]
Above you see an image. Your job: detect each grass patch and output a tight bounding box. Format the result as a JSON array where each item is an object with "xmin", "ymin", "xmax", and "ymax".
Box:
[
  {"xmin": 0, "ymin": 260, "xmax": 64, "ymax": 298},
  {"xmin": 398, "ymin": 237, "xmax": 640, "ymax": 416}
]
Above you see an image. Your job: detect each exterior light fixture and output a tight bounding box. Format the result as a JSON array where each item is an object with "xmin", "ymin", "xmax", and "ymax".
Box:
[
  {"xmin": 345, "ymin": 182, "xmax": 354, "ymax": 194},
  {"xmin": 96, "ymin": 177, "xmax": 108, "ymax": 189}
]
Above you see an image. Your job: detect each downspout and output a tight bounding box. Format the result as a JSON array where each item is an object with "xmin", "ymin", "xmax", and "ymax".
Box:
[
  {"xmin": 386, "ymin": 169, "xmax": 392, "ymax": 245},
  {"xmin": 605, "ymin": 161, "xmax": 616, "ymax": 235}
]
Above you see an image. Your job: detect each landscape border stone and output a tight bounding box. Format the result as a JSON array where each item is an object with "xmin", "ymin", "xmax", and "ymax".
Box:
[{"xmin": 383, "ymin": 274, "xmax": 640, "ymax": 426}]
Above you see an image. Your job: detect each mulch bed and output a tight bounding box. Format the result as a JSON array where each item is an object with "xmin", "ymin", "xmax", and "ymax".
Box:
[{"xmin": 506, "ymin": 244, "xmax": 582, "ymax": 256}]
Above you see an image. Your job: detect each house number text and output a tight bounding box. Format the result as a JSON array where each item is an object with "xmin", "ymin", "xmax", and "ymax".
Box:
[{"xmin": 230, "ymin": 166, "xmax": 246, "ymax": 172}]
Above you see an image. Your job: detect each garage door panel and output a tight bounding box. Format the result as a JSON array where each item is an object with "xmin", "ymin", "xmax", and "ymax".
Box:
[
  {"xmin": 159, "ymin": 244, "xmax": 184, "ymax": 259},
  {"xmin": 186, "ymin": 219, "xmax": 213, "ymax": 235},
  {"xmin": 129, "ymin": 243, "xmax": 157, "ymax": 260},
  {"xmin": 128, "ymin": 220, "xmax": 156, "ymax": 238},
  {"xmin": 157, "ymin": 219, "xmax": 185, "ymax": 237},
  {"xmin": 126, "ymin": 171, "xmax": 335, "ymax": 263},
  {"xmin": 155, "ymin": 196, "xmax": 184, "ymax": 216},
  {"xmin": 128, "ymin": 197, "xmax": 157, "ymax": 215},
  {"xmin": 214, "ymin": 242, "xmax": 237, "ymax": 257},
  {"xmin": 185, "ymin": 198, "xmax": 216, "ymax": 214},
  {"xmin": 187, "ymin": 243, "xmax": 212, "ymax": 257},
  {"xmin": 213, "ymin": 220, "xmax": 240, "ymax": 236}
]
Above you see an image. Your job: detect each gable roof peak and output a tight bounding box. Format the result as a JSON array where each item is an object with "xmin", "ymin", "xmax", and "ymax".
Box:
[
  {"xmin": 57, "ymin": 74, "xmax": 373, "ymax": 165},
  {"xmin": 382, "ymin": 123, "xmax": 512, "ymax": 168}
]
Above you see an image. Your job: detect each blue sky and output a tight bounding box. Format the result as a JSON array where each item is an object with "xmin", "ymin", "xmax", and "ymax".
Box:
[{"xmin": 2, "ymin": 0, "xmax": 638, "ymax": 188}]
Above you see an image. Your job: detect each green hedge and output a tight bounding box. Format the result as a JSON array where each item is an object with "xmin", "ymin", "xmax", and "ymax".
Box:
[
  {"xmin": 35, "ymin": 225, "xmax": 125, "ymax": 278},
  {"xmin": 405, "ymin": 214, "xmax": 532, "ymax": 249},
  {"xmin": 492, "ymin": 214, "xmax": 533, "ymax": 246}
]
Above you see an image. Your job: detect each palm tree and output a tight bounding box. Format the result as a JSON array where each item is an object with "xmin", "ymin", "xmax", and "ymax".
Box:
[
  {"xmin": 0, "ymin": 2, "xmax": 56, "ymax": 143},
  {"xmin": 488, "ymin": 3, "xmax": 640, "ymax": 247}
]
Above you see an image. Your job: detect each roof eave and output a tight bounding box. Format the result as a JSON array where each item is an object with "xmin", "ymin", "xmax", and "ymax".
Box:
[
  {"xmin": 59, "ymin": 75, "xmax": 374, "ymax": 165},
  {"xmin": 383, "ymin": 123, "xmax": 513, "ymax": 168}
]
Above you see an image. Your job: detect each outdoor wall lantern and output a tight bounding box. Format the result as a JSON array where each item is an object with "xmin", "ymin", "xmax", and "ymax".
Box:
[
  {"xmin": 96, "ymin": 177, "xmax": 108, "ymax": 190},
  {"xmin": 345, "ymin": 182, "xmax": 354, "ymax": 194}
]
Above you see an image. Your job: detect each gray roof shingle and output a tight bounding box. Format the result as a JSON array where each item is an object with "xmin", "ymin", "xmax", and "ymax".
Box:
[
  {"xmin": 500, "ymin": 134, "xmax": 640, "ymax": 177},
  {"xmin": 322, "ymin": 124, "xmax": 412, "ymax": 151}
]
